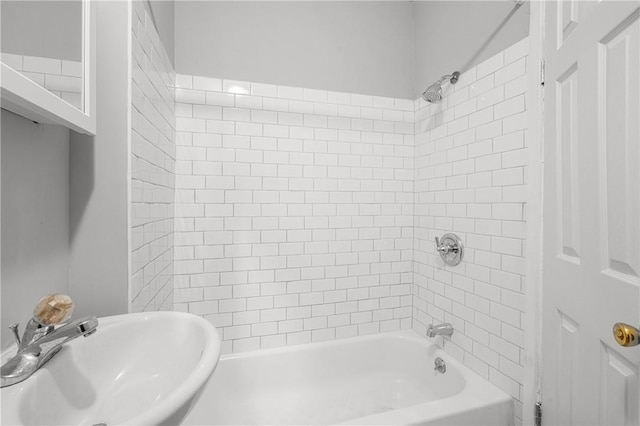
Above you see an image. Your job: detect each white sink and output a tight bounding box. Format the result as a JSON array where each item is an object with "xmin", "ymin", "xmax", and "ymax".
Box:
[{"xmin": 1, "ymin": 311, "xmax": 221, "ymax": 425}]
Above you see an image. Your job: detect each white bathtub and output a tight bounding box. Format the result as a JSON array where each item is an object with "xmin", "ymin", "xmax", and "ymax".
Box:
[{"xmin": 183, "ymin": 330, "xmax": 513, "ymax": 425}]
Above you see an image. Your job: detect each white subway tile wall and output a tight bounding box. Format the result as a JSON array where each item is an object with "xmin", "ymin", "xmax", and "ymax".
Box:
[
  {"xmin": 2, "ymin": 52, "xmax": 83, "ymax": 109},
  {"xmin": 128, "ymin": 26, "xmax": 528, "ymax": 422},
  {"xmin": 174, "ymin": 75, "xmax": 415, "ymax": 354},
  {"xmin": 130, "ymin": 1, "xmax": 176, "ymax": 312},
  {"xmin": 412, "ymin": 37, "xmax": 529, "ymax": 424}
]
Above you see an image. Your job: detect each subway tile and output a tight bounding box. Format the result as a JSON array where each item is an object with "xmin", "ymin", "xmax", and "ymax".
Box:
[
  {"xmin": 176, "ymin": 117, "xmax": 206, "ymax": 133},
  {"xmin": 278, "ymin": 86, "xmax": 304, "ymax": 100},
  {"xmin": 206, "ymin": 120, "xmax": 235, "ymax": 134},
  {"xmin": 176, "ymin": 89, "xmax": 206, "ymax": 104},
  {"xmin": 494, "ymin": 95, "xmax": 525, "ymax": 119},
  {"xmin": 502, "ymin": 111, "xmax": 527, "ymax": 134},
  {"xmin": 205, "ymin": 92, "xmax": 234, "ymax": 107},
  {"xmin": 175, "ymin": 74, "xmax": 193, "ymax": 89},
  {"xmin": 251, "ymin": 82, "xmax": 279, "ymax": 97},
  {"xmin": 476, "ymin": 51, "xmax": 504, "ymax": 79},
  {"xmin": 168, "ymin": 38, "xmax": 529, "ymax": 380},
  {"xmin": 468, "ymin": 74, "xmax": 495, "ymax": 98},
  {"xmin": 62, "ymin": 60, "xmax": 82, "ymax": 77},
  {"xmin": 454, "ymin": 98, "xmax": 478, "ymax": 119},
  {"xmin": 502, "ymin": 149, "xmax": 528, "ymax": 168},
  {"xmin": 493, "ymin": 168, "xmax": 524, "ymax": 187},
  {"xmin": 495, "ymin": 58, "xmax": 526, "ymax": 86},
  {"xmin": 504, "ymin": 75, "xmax": 528, "ymax": 99},
  {"xmin": 289, "ymin": 100, "xmax": 314, "ymax": 114},
  {"xmin": 176, "ymin": 103, "xmax": 193, "ymax": 118},
  {"xmin": 223, "ymin": 107, "xmax": 251, "ymax": 122},
  {"xmin": 304, "ymin": 88, "xmax": 328, "ymax": 102},
  {"xmin": 493, "ymin": 131, "xmax": 524, "ymax": 153},
  {"xmin": 2, "ymin": 53, "xmax": 23, "ymax": 70},
  {"xmin": 236, "ymin": 95, "xmax": 263, "ymax": 109},
  {"xmin": 23, "ymin": 55, "xmax": 62, "ymax": 74},
  {"xmin": 263, "ymin": 97, "xmax": 289, "ymax": 112},
  {"xmin": 223, "ymin": 79, "xmax": 251, "ymax": 94},
  {"xmin": 468, "ymin": 107, "xmax": 494, "ymax": 128},
  {"xmin": 193, "ymin": 75, "xmax": 222, "ymax": 91},
  {"xmin": 477, "ymin": 86, "xmax": 505, "ymax": 110},
  {"xmin": 504, "ymin": 37, "xmax": 529, "ymax": 65},
  {"xmin": 193, "ymin": 105, "xmax": 222, "ymax": 120},
  {"xmin": 327, "ymin": 91, "xmax": 351, "ymax": 105}
]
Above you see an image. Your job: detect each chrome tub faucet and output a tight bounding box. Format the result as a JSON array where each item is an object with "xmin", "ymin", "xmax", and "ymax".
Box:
[
  {"xmin": 427, "ymin": 323, "xmax": 454, "ymax": 338},
  {"xmin": 1, "ymin": 294, "xmax": 98, "ymax": 388}
]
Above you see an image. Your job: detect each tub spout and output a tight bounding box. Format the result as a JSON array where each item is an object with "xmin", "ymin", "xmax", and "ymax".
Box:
[{"xmin": 427, "ymin": 323, "xmax": 454, "ymax": 338}]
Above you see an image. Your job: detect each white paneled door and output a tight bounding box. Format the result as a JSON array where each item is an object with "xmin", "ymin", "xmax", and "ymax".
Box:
[{"xmin": 542, "ymin": 1, "xmax": 640, "ymax": 425}]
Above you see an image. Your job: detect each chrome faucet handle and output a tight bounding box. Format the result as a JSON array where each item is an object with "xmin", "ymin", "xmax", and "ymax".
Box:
[
  {"xmin": 434, "ymin": 237, "xmax": 448, "ymax": 254},
  {"xmin": 434, "ymin": 233, "xmax": 464, "ymax": 266},
  {"xmin": 8, "ymin": 324, "xmax": 21, "ymax": 346},
  {"xmin": 16, "ymin": 294, "xmax": 74, "ymax": 351},
  {"xmin": 18, "ymin": 319, "xmax": 54, "ymax": 351},
  {"xmin": 33, "ymin": 294, "xmax": 74, "ymax": 326}
]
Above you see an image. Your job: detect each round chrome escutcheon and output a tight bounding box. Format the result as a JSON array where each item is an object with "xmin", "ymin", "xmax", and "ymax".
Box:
[{"xmin": 436, "ymin": 233, "xmax": 464, "ymax": 266}]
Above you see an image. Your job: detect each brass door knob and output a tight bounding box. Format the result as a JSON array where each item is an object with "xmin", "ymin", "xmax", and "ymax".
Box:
[{"xmin": 613, "ymin": 323, "xmax": 639, "ymax": 347}]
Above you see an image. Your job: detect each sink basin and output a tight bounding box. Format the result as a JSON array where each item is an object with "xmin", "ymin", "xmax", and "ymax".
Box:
[{"xmin": 1, "ymin": 311, "xmax": 221, "ymax": 425}]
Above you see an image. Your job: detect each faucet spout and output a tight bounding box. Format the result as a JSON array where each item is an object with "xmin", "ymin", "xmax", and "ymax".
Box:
[
  {"xmin": 427, "ymin": 323, "xmax": 454, "ymax": 338},
  {"xmin": 35, "ymin": 316, "xmax": 98, "ymax": 350}
]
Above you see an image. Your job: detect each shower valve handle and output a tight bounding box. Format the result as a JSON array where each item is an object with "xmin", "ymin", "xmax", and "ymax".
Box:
[
  {"xmin": 434, "ymin": 234, "xmax": 464, "ymax": 266},
  {"xmin": 435, "ymin": 237, "xmax": 457, "ymax": 254}
]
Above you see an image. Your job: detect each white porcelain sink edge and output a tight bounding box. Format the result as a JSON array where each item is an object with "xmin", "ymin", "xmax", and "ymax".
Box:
[
  {"xmin": 1, "ymin": 311, "xmax": 221, "ymax": 426},
  {"xmin": 119, "ymin": 312, "xmax": 221, "ymax": 426}
]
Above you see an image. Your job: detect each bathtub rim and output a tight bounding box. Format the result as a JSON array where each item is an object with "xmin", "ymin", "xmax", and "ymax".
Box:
[
  {"xmin": 213, "ymin": 329, "xmax": 513, "ymax": 425},
  {"xmin": 218, "ymin": 329, "xmax": 457, "ymax": 361}
]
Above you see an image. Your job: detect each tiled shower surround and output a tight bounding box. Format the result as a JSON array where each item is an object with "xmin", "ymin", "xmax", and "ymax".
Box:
[
  {"xmin": 131, "ymin": 32, "xmax": 529, "ymax": 420},
  {"xmin": 173, "ymin": 77, "xmax": 416, "ymax": 353},
  {"xmin": 130, "ymin": 1, "xmax": 176, "ymax": 312},
  {"xmin": 413, "ymin": 37, "xmax": 529, "ymax": 420}
]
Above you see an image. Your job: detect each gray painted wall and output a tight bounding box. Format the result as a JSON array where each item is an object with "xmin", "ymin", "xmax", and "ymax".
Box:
[
  {"xmin": 175, "ymin": 1, "xmax": 528, "ymax": 99},
  {"xmin": 175, "ymin": 1, "xmax": 414, "ymax": 99},
  {"xmin": 1, "ymin": 110, "xmax": 70, "ymax": 350},
  {"xmin": 68, "ymin": 0, "xmax": 130, "ymax": 320},
  {"xmin": 1, "ymin": 2, "xmax": 142, "ymax": 344},
  {"xmin": 144, "ymin": 0, "xmax": 175, "ymax": 66},
  {"xmin": 1, "ymin": 0, "xmax": 82, "ymax": 61},
  {"xmin": 413, "ymin": 1, "xmax": 529, "ymax": 98}
]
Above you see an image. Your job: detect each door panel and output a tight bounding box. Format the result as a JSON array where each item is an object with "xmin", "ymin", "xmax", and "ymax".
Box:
[
  {"xmin": 556, "ymin": 63, "xmax": 580, "ymax": 261},
  {"xmin": 600, "ymin": 343, "xmax": 639, "ymax": 425},
  {"xmin": 598, "ymin": 12, "xmax": 640, "ymax": 281},
  {"xmin": 556, "ymin": 311, "xmax": 580, "ymax": 425},
  {"xmin": 542, "ymin": 1, "xmax": 640, "ymax": 425}
]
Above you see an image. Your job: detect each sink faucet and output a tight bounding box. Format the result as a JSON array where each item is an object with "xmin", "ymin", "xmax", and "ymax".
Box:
[
  {"xmin": 1, "ymin": 294, "xmax": 98, "ymax": 388},
  {"xmin": 427, "ymin": 323, "xmax": 454, "ymax": 338}
]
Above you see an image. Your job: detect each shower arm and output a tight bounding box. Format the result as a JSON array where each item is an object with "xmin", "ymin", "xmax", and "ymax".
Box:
[
  {"xmin": 437, "ymin": 74, "xmax": 455, "ymax": 84},
  {"xmin": 438, "ymin": 72, "xmax": 460, "ymax": 85}
]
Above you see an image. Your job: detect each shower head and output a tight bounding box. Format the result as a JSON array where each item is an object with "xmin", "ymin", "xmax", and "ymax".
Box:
[
  {"xmin": 422, "ymin": 82, "xmax": 445, "ymax": 103},
  {"xmin": 421, "ymin": 71, "xmax": 460, "ymax": 103}
]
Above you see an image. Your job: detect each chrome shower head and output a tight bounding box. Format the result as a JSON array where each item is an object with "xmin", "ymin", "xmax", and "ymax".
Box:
[
  {"xmin": 422, "ymin": 82, "xmax": 444, "ymax": 103},
  {"xmin": 421, "ymin": 71, "xmax": 460, "ymax": 103}
]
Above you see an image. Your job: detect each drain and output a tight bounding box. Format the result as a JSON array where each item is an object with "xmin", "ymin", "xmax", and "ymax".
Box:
[
  {"xmin": 434, "ymin": 357, "xmax": 446, "ymax": 374},
  {"xmin": 92, "ymin": 423, "xmax": 107, "ymax": 426}
]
